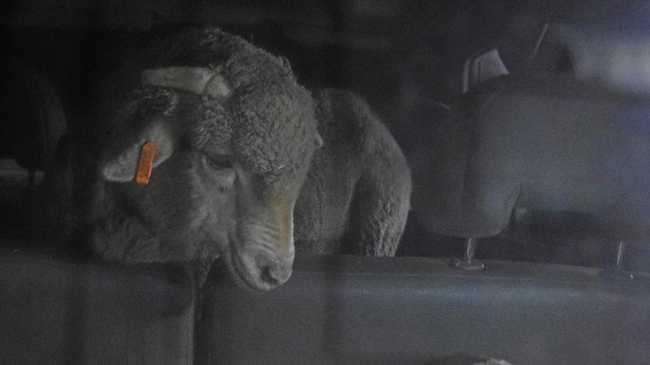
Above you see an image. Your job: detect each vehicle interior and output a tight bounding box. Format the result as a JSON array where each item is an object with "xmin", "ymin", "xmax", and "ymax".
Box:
[{"xmin": 1, "ymin": 1, "xmax": 650, "ymax": 364}]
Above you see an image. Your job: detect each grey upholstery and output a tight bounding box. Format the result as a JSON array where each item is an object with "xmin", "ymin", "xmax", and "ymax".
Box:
[
  {"xmin": 531, "ymin": 23, "xmax": 650, "ymax": 96},
  {"xmin": 4, "ymin": 246, "xmax": 650, "ymax": 364},
  {"xmin": 197, "ymin": 255, "xmax": 650, "ymax": 365},
  {"xmin": 411, "ymin": 76, "xmax": 650, "ymax": 240},
  {"xmin": 0, "ymin": 247, "xmax": 194, "ymax": 365}
]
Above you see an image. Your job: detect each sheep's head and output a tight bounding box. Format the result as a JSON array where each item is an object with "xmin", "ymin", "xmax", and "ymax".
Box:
[{"xmin": 97, "ymin": 45, "xmax": 322, "ymax": 291}]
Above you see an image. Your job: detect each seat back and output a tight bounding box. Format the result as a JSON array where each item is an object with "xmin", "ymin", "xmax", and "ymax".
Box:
[
  {"xmin": 0, "ymin": 247, "xmax": 195, "ymax": 365},
  {"xmin": 412, "ymin": 76, "xmax": 650, "ymax": 241},
  {"xmin": 197, "ymin": 256, "xmax": 650, "ymax": 365}
]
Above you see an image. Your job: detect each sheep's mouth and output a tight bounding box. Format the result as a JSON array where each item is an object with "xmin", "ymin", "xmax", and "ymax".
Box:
[
  {"xmin": 220, "ymin": 231, "xmax": 256, "ymax": 290},
  {"xmin": 225, "ymin": 249, "xmax": 275, "ymax": 291}
]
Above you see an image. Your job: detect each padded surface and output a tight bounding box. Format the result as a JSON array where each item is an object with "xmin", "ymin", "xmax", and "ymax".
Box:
[
  {"xmin": 197, "ymin": 255, "xmax": 650, "ymax": 365},
  {"xmin": 412, "ymin": 76, "xmax": 650, "ymax": 240},
  {"xmin": 532, "ymin": 23, "xmax": 650, "ymax": 96},
  {"xmin": 0, "ymin": 247, "xmax": 195, "ymax": 365}
]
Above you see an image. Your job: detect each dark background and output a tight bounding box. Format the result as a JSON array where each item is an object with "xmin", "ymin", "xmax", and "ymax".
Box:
[{"xmin": 3, "ymin": 0, "xmax": 648, "ymax": 139}]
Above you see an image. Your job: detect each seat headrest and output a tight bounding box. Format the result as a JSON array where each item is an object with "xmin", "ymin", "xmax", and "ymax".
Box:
[{"xmin": 531, "ymin": 23, "xmax": 650, "ymax": 96}]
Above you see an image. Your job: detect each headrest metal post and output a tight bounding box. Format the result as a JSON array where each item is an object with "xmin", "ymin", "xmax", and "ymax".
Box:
[
  {"xmin": 451, "ymin": 238, "xmax": 486, "ymax": 271},
  {"xmin": 600, "ymin": 240, "xmax": 634, "ymax": 280},
  {"xmin": 615, "ymin": 240, "xmax": 626, "ymax": 271}
]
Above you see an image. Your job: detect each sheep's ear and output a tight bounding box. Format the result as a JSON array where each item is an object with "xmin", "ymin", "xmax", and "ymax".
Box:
[
  {"xmin": 314, "ymin": 132, "xmax": 324, "ymax": 149},
  {"xmin": 101, "ymin": 122, "xmax": 174, "ymax": 183}
]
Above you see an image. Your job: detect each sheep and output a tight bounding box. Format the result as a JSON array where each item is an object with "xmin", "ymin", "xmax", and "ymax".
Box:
[{"xmin": 40, "ymin": 27, "xmax": 411, "ymax": 290}]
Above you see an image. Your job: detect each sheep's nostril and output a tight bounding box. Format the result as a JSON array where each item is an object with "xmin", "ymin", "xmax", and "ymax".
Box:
[
  {"xmin": 256, "ymin": 254, "xmax": 291, "ymax": 285},
  {"xmin": 260, "ymin": 266, "xmax": 279, "ymax": 285}
]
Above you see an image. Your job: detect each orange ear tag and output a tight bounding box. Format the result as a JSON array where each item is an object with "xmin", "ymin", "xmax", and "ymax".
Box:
[{"xmin": 135, "ymin": 141, "xmax": 156, "ymax": 186}]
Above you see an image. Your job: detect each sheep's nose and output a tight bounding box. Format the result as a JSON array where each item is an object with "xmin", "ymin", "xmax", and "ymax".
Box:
[
  {"xmin": 255, "ymin": 253, "xmax": 292, "ymax": 286},
  {"xmin": 236, "ymin": 246, "xmax": 294, "ymax": 290}
]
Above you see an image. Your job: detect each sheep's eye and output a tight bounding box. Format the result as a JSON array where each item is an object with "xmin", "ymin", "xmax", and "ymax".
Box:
[{"xmin": 203, "ymin": 154, "xmax": 233, "ymax": 170}]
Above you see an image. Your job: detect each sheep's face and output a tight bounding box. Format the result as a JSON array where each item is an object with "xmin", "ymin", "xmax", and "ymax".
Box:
[
  {"xmin": 223, "ymin": 81, "xmax": 321, "ymax": 291},
  {"xmin": 98, "ymin": 72, "xmax": 321, "ymax": 291}
]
